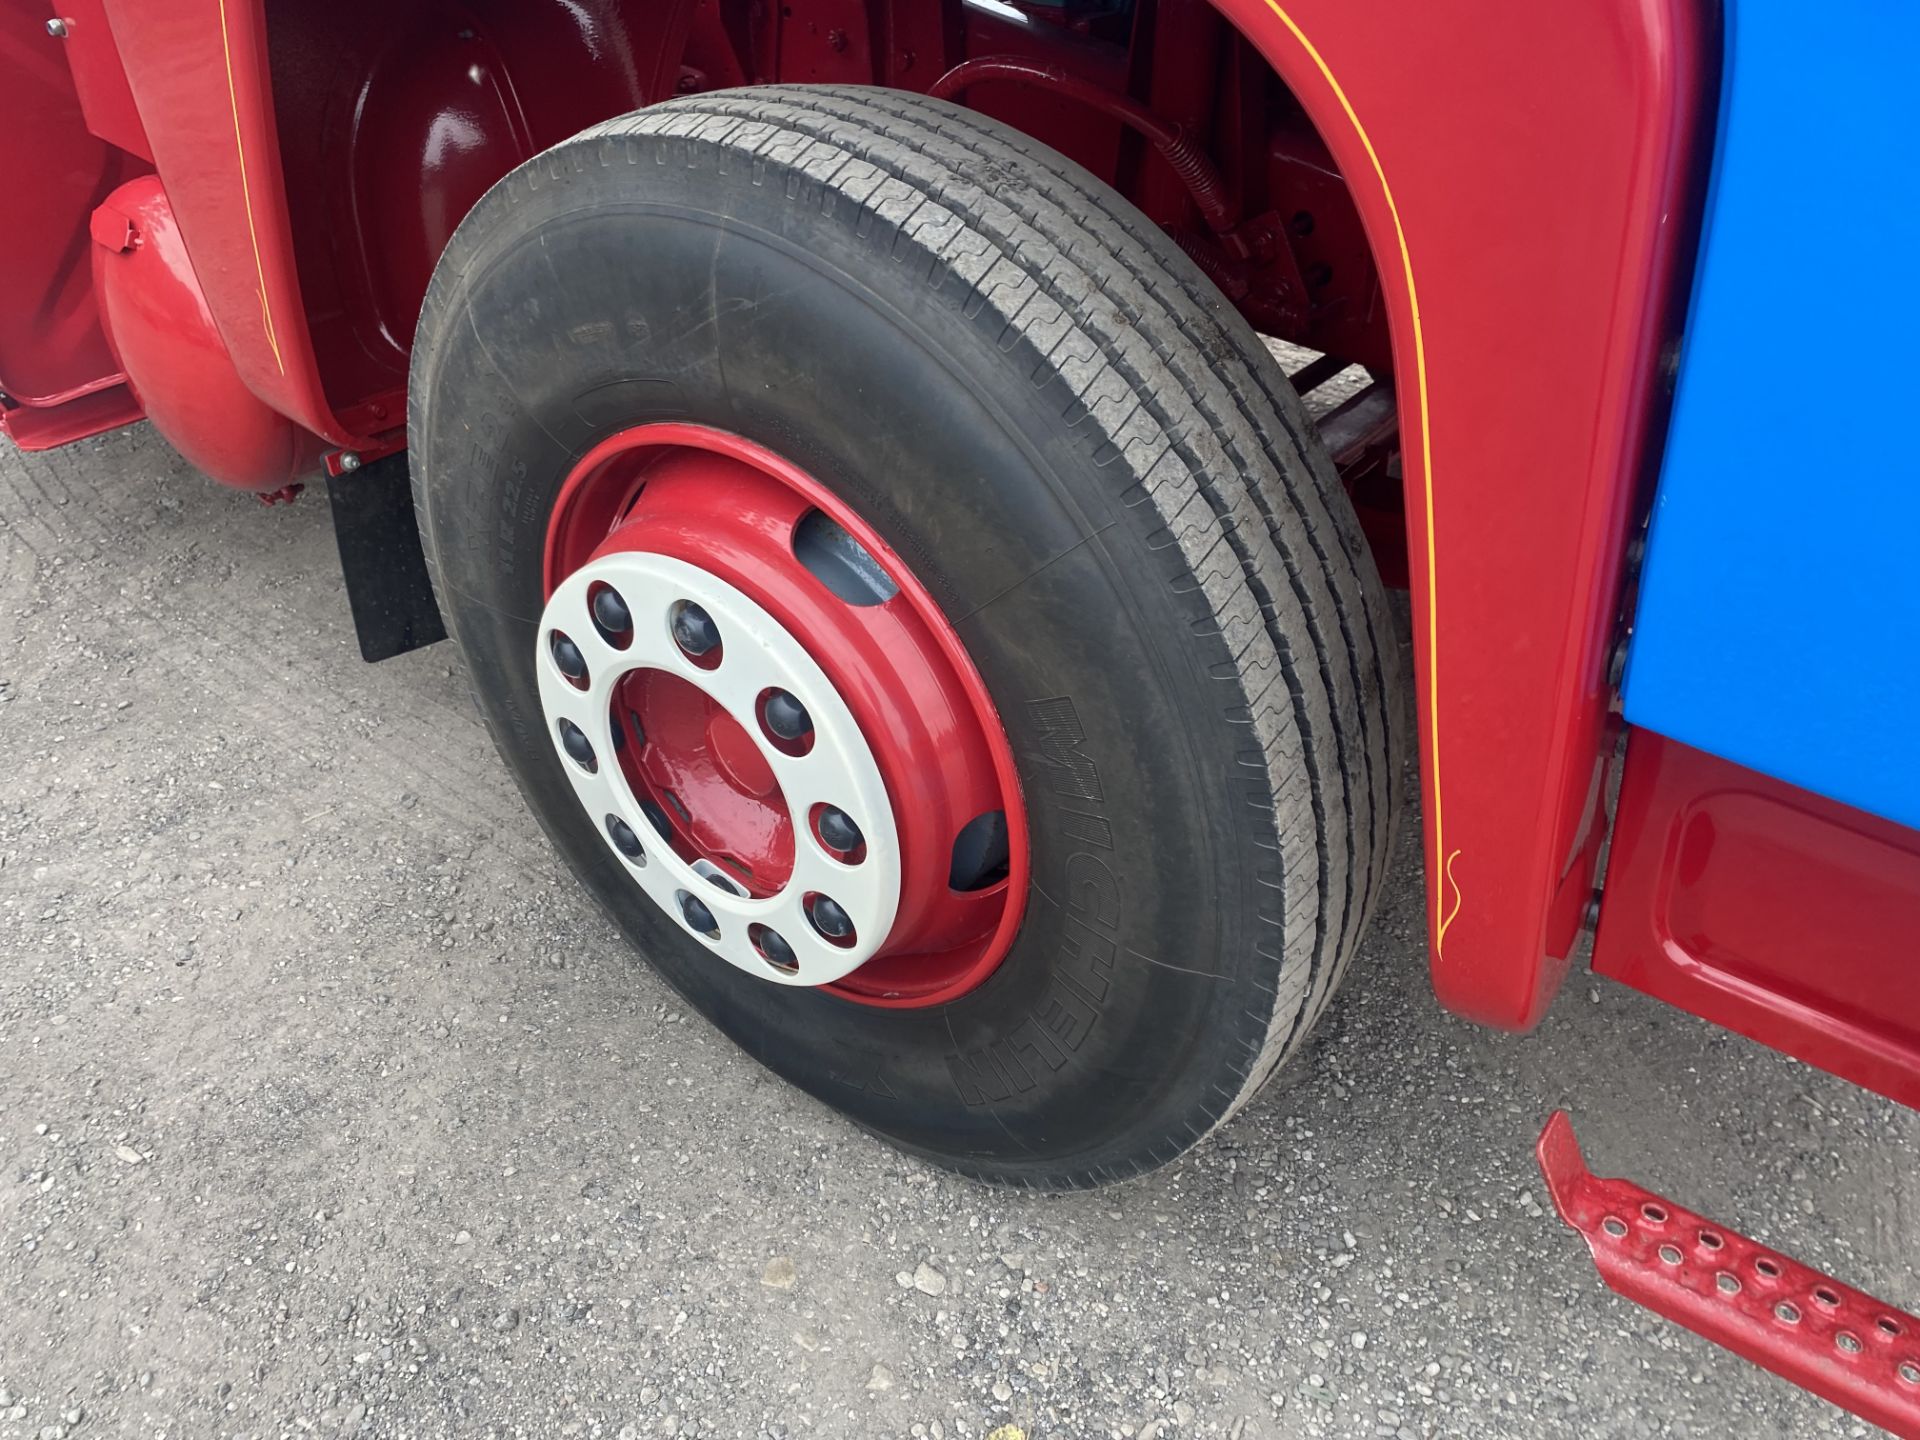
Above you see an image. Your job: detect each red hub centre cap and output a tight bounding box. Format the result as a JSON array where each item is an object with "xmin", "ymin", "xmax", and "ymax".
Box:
[
  {"xmin": 537, "ymin": 424, "xmax": 1028, "ymax": 1006},
  {"xmin": 705, "ymin": 708, "xmax": 776, "ymax": 798}
]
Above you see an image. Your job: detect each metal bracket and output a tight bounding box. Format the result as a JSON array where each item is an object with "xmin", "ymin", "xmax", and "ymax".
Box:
[{"xmin": 1537, "ymin": 1111, "xmax": 1920, "ymax": 1438}]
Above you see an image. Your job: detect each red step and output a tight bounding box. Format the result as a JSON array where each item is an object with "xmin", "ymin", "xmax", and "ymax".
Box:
[{"xmin": 1537, "ymin": 1111, "xmax": 1920, "ymax": 1437}]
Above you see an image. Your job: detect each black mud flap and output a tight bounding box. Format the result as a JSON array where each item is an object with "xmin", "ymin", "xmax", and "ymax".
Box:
[{"xmin": 325, "ymin": 453, "xmax": 447, "ymax": 662}]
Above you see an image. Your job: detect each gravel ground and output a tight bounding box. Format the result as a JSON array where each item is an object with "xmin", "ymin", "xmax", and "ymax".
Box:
[{"xmin": 0, "ymin": 422, "xmax": 1914, "ymax": 1440}]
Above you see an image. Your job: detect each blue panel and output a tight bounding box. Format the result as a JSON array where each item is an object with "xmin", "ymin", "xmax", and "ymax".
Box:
[{"xmin": 1623, "ymin": 0, "xmax": 1920, "ymax": 830}]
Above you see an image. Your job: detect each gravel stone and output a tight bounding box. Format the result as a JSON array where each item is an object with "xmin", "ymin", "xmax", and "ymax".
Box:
[{"xmin": 910, "ymin": 1262, "xmax": 948, "ymax": 1297}]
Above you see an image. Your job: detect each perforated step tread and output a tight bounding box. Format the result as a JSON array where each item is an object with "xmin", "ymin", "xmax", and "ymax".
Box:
[{"xmin": 1538, "ymin": 1111, "xmax": 1920, "ymax": 1438}]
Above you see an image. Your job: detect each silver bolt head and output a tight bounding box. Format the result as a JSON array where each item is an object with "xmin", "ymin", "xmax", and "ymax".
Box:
[
  {"xmin": 339, "ymin": 452, "xmax": 362, "ymax": 472},
  {"xmin": 46, "ymin": 17, "xmax": 70, "ymax": 36}
]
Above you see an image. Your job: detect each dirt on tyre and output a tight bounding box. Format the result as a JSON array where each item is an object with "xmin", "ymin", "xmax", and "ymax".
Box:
[{"xmin": 408, "ymin": 86, "xmax": 1405, "ymax": 1188}]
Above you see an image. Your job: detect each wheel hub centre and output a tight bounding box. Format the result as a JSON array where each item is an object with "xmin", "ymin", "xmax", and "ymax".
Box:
[{"xmin": 706, "ymin": 709, "xmax": 777, "ymax": 798}]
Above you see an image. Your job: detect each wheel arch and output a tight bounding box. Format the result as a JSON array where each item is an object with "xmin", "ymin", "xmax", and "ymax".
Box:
[{"xmin": 1201, "ymin": 0, "xmax": 1717, "ymax": 1024}]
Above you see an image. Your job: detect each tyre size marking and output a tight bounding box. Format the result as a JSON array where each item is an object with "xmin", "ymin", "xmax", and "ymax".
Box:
[{"xmin": 946, "ymin": 698, "xmax": 1116, "ymax": 1107}]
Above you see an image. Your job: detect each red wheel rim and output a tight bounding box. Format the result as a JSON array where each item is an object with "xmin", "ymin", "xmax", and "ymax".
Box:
[{"xmin": 542, "ymin": 423, "xmax": 1028, "ymax": 1006}]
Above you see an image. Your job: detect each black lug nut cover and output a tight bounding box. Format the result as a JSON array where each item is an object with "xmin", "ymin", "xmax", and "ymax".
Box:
[
  {"xmin": 763, "ymin": 690, "xmax": 812, "ymax": 741},
  {"xmin": 550, "ymin": 632, "xmax": 587, "ymax": 681},
  {"xmin": 679, "ymin": 892, "xmax": 717, "ymax": 935},
  {"xmin": 758, "ymin": 928, "xmax": 798, "ymax": 970},
  {"xmin": 592, "ymin": 586, "xmax": 632, "ymax": 634},
  {"xmin": 672, "ymin": 602, "xmax": 721, "ymax": 656},
  {"xmin": 640, "ymin": 798, "xmax": 674, "ymax": 841},
  {"xmin": 817, "ymin": 806, "xmax": 863, "ymax": 854},
  {"xmin": 809, "ymin": 895, "xmax": 853, "ymax": 940},
  {"xmin": 605, "ymin": 814, "xmax": 644, "ymax": 859},
  {"xmin": 558, "ymin": 719, "xmax": 595, "ymax": 771}
]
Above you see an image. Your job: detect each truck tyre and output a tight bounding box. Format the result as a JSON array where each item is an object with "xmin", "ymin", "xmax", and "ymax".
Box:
[{"xmin": 408, "ymin": 87, "xmax": 1405, "ymax": 1187}]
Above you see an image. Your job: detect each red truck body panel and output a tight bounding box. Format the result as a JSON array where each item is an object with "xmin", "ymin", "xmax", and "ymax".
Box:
[
  {"xmin": 0, "ymin": 0, "xmax": 144, "ymax": 446},
  {"xmin": 1597, "ymin": 733, "xmax": 1920, "ymax": 1113}
]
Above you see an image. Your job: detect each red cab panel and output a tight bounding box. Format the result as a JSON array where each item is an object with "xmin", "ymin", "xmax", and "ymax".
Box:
[
  {"xmin": 58, "ymin": 0, "xmax": 153, "ymax": 160},
  {"xmin": 1594, "ymin": 732, "xmax": 1920, "ymax": 1111},
  {"xmin": 0, "ymin": 0, "xmax": 145, "ymax": 449}
]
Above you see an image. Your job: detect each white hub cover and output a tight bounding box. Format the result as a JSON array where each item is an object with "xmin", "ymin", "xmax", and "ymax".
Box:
[{"xmin": 536, "ymin": 551, "xmax": 901, "ymax": 986}]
